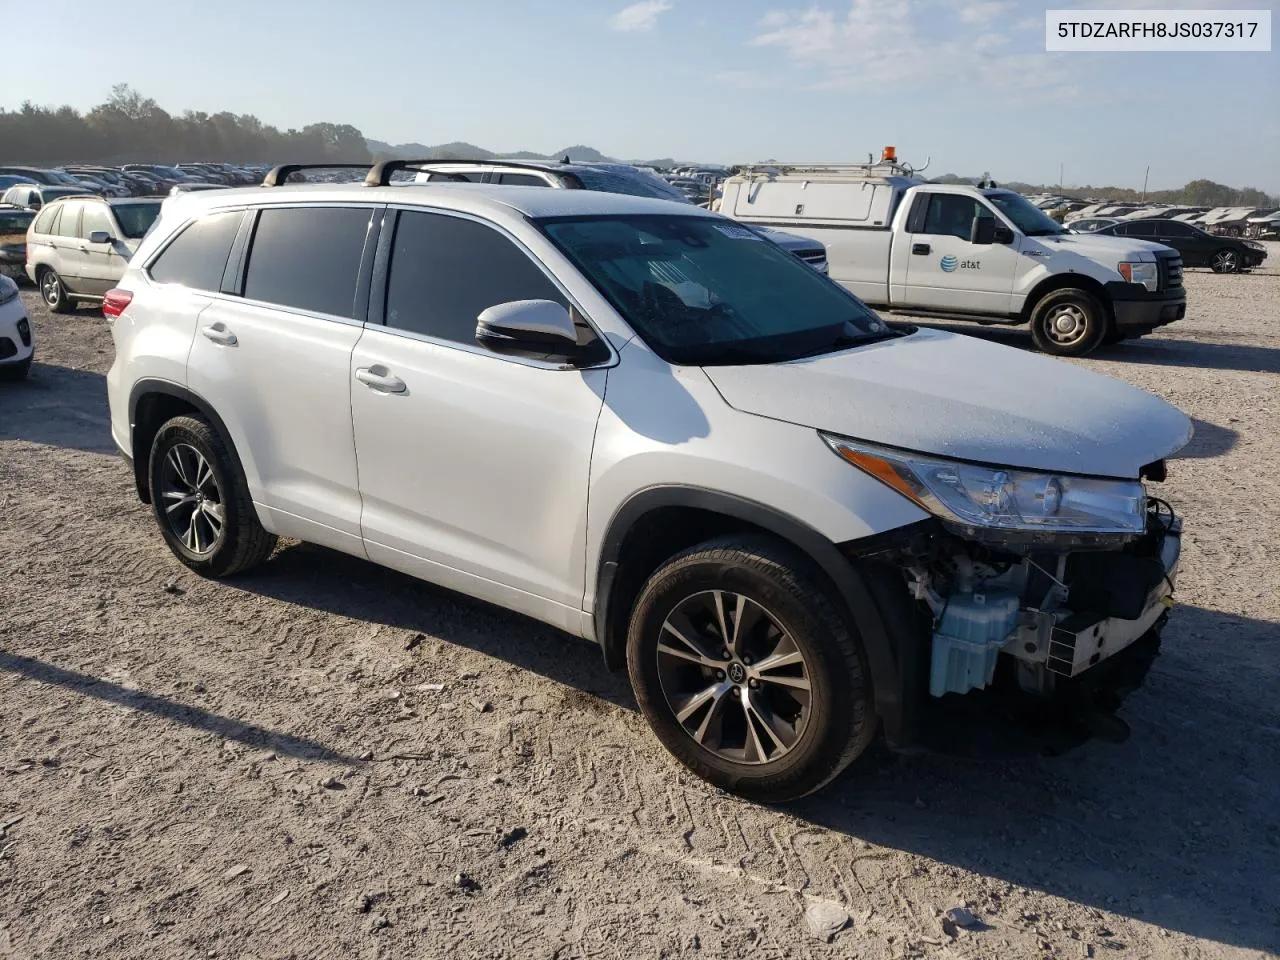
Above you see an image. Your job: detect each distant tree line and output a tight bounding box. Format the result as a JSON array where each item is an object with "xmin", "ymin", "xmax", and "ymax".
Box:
[
  {"xmin": 0, "ymin": 85, "xmax": 371, "ymax": 166},
  {"xmin": 932, "ymin": 173, "xmax": 1277, "ymax": 208}
]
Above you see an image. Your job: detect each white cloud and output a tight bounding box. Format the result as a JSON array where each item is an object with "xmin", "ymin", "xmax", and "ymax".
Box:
[
  {"xmin": 749, "ymin": 0, "xmax": 1079, "ymax": 102},
  {"xmin": 610, "ymin": 0, "xmax": 672, "ymax": 33},
  {"xmin": 959, "ymin": 2, "xmax": 1015, "ymax": 25}
]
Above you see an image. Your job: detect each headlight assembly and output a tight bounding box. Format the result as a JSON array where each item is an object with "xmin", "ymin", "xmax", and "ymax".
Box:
[
  {"xmin": 1117, "ymin": 261, "xmax": 1158, "ymax": 292},
  {"xmin": 824, "ymin": 435, "xmax": 1148, "ymax": 548}
]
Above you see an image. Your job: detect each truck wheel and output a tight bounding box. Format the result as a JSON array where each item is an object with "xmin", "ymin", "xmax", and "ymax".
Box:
[
  {"xmin": 626, "ymin": 536, "xmax": 876, "ymax": 803},
  {"xmin": 1211, "ymin": 249, "xmax": 1240, "ymax": 273},
  {"xmin": 1030, "ymin": 289, "xmax": 1106, "ymax": 357}
]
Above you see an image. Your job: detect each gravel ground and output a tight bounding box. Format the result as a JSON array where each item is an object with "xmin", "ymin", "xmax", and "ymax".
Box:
[{"xmin": 2, "ymin": 248, "xmax": 1278, "ymax": 959}]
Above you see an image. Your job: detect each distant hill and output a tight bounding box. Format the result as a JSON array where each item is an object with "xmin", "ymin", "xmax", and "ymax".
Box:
[{"xmin": 365, "ymin": 139, "xmax": 617, "ymax": 164}]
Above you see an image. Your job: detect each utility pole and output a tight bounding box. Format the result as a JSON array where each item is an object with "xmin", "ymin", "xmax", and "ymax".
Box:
[
  {"xmin": 1142, "ymin": 165, "xmax": 1150, "ymax": 201},
  {"xmin": 1059, "ymin": 162, "xmax": 1063, "ymax": 191}
]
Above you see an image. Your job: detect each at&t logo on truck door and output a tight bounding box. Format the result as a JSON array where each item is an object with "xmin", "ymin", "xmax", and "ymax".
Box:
[{"xmin": 940, "ymin": 255, "xmax": 981, "ymax": 272}]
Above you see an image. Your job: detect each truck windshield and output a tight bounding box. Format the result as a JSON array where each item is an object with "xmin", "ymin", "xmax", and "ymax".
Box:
[
  {"xmin": 538, "ymin": 214, "xmax": 891, "ymax": 366},
  {"xmin": 986, "ymin": 191, "xmax": 1066, "ymax": 236}
]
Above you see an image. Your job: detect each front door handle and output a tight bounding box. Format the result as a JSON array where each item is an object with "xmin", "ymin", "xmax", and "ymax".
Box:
[
  {"xmin": 200, "ymin": 323, "xmax": 238, "ymax": 346},
  {"xmin": 355, "ymin": 366, "xmax": 407, "ymax": 394},
  {"xmin": 911, "ymin": 242, "xmax": 931, "ymax": 255}
]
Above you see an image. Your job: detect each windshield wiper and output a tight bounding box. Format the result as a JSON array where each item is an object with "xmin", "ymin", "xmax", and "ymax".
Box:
[{"xmin": 785, "ymin": 329, "xmax": 898, "ymax": 360}]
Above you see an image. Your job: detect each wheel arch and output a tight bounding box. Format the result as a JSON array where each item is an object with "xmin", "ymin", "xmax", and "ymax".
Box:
[
  {"xmin": 1020, "ymin": 272, "xmax": 1115, "ymax": 326},
  {"xmin": 592, "ymin": 485, "xmax": 922, "ymax": 744},
  {"xmin": 128, "ymin": 379, "xmax": 247, "ymax": 505}
]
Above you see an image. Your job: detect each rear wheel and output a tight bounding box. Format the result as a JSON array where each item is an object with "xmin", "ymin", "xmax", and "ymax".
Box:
[
  {"xmin": 147, "ymin": 414, "xmax": 276, "ymax": 577},
  {"xmin": 626, "ymin": 536, "xmax": 876, "ymax": 802},
  {"xmin": 38, "ymin": 268, "xmax": 74, "ymax": 314},
  {"xmin": 1210, "ymin": 249, "xmax": 1240, "ymax": 274},
  {"xmin": 1029, "ymin": 288, "xmax": 1107, "ymax": 357}
]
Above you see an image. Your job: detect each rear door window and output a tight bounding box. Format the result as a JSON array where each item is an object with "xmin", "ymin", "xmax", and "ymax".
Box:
[
  {"xmin": 383, "ymin": 210, "xmax": 565, "ymax": 344},
  {"xmin": 148, "ymin": 210, "xmax": 243, "ymax": 290},
  {"xmin": 496, "ymin": 172, "xmax": 550, "ymax": 187},
  {"xmin": 242, "ymin": 206, "xmax": 373, "ymax": 318},
  {"xmin": 54, "ymin": 202, "xmax": 83, "ymax": 238}
]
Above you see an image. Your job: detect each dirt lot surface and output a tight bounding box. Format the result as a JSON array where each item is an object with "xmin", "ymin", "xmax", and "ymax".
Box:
[{"xmin": 2, "ymin": 248, "xmax": 1278, "ymax": 959}]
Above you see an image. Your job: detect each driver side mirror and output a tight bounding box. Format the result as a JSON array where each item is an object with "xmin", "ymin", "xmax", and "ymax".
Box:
[
  {"xmin": 88, "ymin": 230, "xmax": 114, "ymax": 245},
  {"xmin": 476, "ymin": 299, "xmax": 595, "ymax": 363},
  {"xmin": 970, "ymin": 217, "xmax": 1014, "ymax": 245}
]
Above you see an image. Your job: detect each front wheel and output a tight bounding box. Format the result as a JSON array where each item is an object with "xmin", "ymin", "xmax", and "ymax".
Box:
[
  {"xmin": 1029, "ymin": 288, "xmax": 1107, "ymax": 357},
  {"xmin": 1211, "ymin": 249, "xmax": 1241, "ymax": 274},
  {"xmin": 147, "ymin": 414, "xmax": 276, "ymax": 577},
  {"xmin": 626, "ymin": 536, "xmax": 876, "ymax": 803}
]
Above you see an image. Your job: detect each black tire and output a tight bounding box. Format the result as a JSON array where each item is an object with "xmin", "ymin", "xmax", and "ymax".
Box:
[
  {"xmin": 626, "ymin": 536, "xmax": 876, "ymax": 803},
  {"xmin": 147, "ymin": 414, "xmax": 276, "ymax": 577},
  {"xmin": 1210, "ymin": 249, "xmax": 1241, "ymax": 274},
  {"xmin": 1029, "ymin": 288, "xmax": 1107, "ymax": 357},
  {"xmin": 38, "ymin": 267, "xmax": 74, "ymax": 314},
  {"xmin": 0, "ymin": 355, "xmax": 31, "ymax": 381}
]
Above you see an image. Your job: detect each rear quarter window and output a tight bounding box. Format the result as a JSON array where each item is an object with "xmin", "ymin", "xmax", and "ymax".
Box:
[{"xmin": 148, "ymin": 210, "xmax": 244, "ymax": 291}]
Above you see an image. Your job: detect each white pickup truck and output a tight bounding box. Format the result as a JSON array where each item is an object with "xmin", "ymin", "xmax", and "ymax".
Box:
[{"xmin": 720, "ymin": 160, "xmax": 1187, "ymax": 356}]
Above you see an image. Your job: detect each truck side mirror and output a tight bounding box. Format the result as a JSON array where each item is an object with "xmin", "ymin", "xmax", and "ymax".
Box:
[
  {"xmin": 970, "ymin": 218, "xmax": 1014, "ymax": 245},
  {"xmin": 970, "ymin": 217, "xmax": 996, "ymax": 244}
]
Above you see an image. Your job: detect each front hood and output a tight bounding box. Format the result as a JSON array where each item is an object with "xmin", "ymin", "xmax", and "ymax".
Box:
[
  {"xmin": 1033, "ymin": 232, "xmax": 1170, "ymax": 262},
  {"xmin": 703, "ymin": 328, "xmax": 1192, "ymax": 479}
]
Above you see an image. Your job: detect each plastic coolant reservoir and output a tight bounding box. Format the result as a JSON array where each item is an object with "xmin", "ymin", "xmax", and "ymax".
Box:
[{"xmin": 929, "ymin": 590, "xmax": 1022, "ymax": 697}]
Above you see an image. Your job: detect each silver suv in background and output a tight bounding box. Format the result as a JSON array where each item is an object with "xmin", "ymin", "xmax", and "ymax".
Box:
[
  {"xmin": 103, "ymin": 162, "xmax": 1189, "ymax": 801},
  {"xmin": 26, "ymin": 196, "xmax": 162, "ymax": 312}
]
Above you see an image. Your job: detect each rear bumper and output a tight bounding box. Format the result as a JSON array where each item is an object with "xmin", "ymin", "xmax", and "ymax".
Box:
[{"xmin": 1105, "ymin": 281, "xmax": 1186, "ymax": 332}]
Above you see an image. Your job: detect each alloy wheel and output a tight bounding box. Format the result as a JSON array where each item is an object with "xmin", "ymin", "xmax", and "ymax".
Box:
[
  {"xmin": 158, "ymin": 442, "xmax": 225, "ymax": 556},
  {"xmin": 1213, "ymin": 250, "xmax": 1238, "ymax": 272},
  {"xmin": 655, "ymin": 590, "xmax": 812, "ymax": 765},
  {"xmin": 40, "ymin": 272, "xmax": 60, "ymax": 307}
]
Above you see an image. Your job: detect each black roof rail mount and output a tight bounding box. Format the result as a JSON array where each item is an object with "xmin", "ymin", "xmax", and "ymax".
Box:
[
  {"xmin": 363, "ymin": 158, "xmax": 568, "ymax": 187},
  {"xmin": 261, "ymin": 163, "xmax": 372, "ymax": 187}
]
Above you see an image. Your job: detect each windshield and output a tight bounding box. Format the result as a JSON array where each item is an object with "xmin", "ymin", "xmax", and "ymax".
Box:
[
  {"xmin": 986, "ymin": 191, "xmax": 1066, "ymax": 236},
  {"xmin": 573, "ymin": 167, "xmax": 689, "ymax": 203},
  {"xmin": 538, "ymin": 214, "xmax": 891, "ymax": 365},
  {"xmin": 111, "ymin": 202, "xmax": 162, "ymax": 239},
  {"xmin": 0, "ymin": 209, "xmax": 34, "ymax": 238},
  {"xmin": 42, "ymin": 187, "xmax": 84, "ymax": 200}
]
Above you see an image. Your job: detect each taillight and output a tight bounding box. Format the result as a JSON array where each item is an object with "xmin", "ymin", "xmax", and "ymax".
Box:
[{"xmin": 102, "ymin": 288, "xmax": 133, "ymax": 319}]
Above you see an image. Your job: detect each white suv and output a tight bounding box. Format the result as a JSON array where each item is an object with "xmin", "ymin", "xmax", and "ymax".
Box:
[{"xmin": 105, "ymin": 163, "xmax": 1191, "ymax": 800}]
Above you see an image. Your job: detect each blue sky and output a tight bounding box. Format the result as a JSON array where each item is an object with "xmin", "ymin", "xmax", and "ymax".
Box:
[{"xmin": 7, "ymin": 0, "xmax": 1277, "ymax": 190}]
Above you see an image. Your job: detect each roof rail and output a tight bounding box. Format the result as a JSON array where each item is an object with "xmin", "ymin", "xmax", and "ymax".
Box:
[
  {"xmin": 261, "ymin": 163, "xmax": 372, "ymax": 187},
  {"xmin": 363, "ymin": 158, "xmax": 567, "ymax": 187}
]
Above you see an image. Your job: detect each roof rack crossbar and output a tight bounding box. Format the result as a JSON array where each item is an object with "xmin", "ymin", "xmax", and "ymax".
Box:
[
  {"xmin": 262, "ymin": 163, "xmax": 372, "ymax": 187},
  {"xmin": 363, "ymin": 158, "xmax": 570, "ymax": 187}
]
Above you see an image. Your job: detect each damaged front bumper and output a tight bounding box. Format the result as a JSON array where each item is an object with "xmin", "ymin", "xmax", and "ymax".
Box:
[
  {"xmin": 1012, "ymin": 517, "xmax": 1178, "ymax": 683},
  {"xmin": 919, "ymin": 507, "xmax": 1181, "ymax": 702}
]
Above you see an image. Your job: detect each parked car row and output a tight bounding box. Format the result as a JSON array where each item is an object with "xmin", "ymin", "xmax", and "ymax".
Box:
[{"xmin": 0, "ymin": 162, "xmax": 270, "ymax": 202}]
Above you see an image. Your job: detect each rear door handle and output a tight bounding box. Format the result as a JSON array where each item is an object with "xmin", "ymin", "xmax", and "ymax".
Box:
[
  {"xmin": 200, "ymin": 324, "xmax": 238, "ymax": 346},
  {"xmin": 355, "ymin": 366, "xmax": 407, "ymax": 394},
  {"xmin": 911, "ymin": 243, "xmax": 931, "ymax": 255}
]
